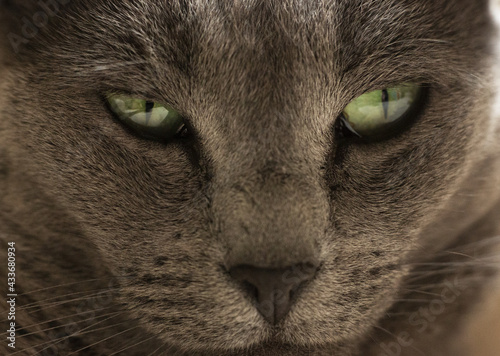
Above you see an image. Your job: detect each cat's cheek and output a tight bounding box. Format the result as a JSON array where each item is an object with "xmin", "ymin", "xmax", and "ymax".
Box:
[
  {"xmin": 114, "ymin": 253, "xmax": 274, "ymax": 351},
  {"xmin": 328, "ymin": 86, "xmax": 486, "ymax": 249},
  {"xmin": 9, "ymin": 109, "xmax": 207, "ymax": 270}
]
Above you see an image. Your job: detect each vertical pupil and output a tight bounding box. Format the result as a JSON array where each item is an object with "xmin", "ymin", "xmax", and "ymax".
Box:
[
  {"xmin": 145, "ymin": 101, "xmax": 154, "ymax": 113},
  {"xmin": 381, "ymin": 89, "xmax": 389, "ymax": 120},
  {"xmin": 145, "ymin": 101, "xmax": 155, "ymax": 124}
]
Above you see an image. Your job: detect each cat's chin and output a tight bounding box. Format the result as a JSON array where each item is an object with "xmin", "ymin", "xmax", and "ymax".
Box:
[
  {"xmin": 136, "ymin": 295, "xmax": 374, "ymax": 356},
  {"xmin": 169, "ymin": 340, "xmax": 357, "ymax": 356},
  {"xmin": 225, "ymin": 341, "xmax": 357, "ymax": 356},
  {"xmin": 156, "ymin": 327, "xmax": 360, "ymax": 356}
]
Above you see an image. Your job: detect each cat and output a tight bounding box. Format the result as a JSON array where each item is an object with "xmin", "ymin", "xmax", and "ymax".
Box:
[{"xmin": 1, "ymin": 0, "xmax": 500, "ymax": 355}]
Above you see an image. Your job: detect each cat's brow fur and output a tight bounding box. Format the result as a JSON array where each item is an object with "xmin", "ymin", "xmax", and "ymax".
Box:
[{"xmin": 1, "ymin": 0, "xmax": 499, "ymax": 355}]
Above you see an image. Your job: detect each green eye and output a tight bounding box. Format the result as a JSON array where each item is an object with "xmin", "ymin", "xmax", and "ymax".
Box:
[
  {"xmin": 340, "ymin": 84, "xmax": 423, "ymax": 139},
  {"xmin": 106, "ymin": 94, "xmax": 186, "ymax": 141}
]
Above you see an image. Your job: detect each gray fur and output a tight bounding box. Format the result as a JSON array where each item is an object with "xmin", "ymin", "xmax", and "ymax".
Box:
[{"xmin": 0, "ymin": 0, "xmax": 499, "ymax": 355}]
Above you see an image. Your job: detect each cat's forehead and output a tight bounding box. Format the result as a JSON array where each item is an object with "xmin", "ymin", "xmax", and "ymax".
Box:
[
  {"xmin": 76, "ymin": 0, "xmax": 488, "ymax": 86},
  {"xmin": 90, "ymin": 0, "xmax": 483, "ymax": 42},
  {"xmin": 88, "ymin": 0, "xmax": 439, "ymax": 56}
]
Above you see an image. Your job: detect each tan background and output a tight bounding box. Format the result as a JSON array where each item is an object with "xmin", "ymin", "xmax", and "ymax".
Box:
[
  {"xmin": 469, "ymin": 2, "xmax": 500, "ymax": 355},
  {"xmin": 466, "ymin": 280, "xmax": 500, "ymax": 356}
]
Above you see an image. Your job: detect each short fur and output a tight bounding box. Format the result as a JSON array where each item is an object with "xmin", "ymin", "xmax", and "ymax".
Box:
[{"xmin": 1, "ymin": 0, "xmax": 499, "ymax": 355}]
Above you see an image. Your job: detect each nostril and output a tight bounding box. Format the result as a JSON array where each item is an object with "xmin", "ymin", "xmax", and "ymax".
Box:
[
  {"xmin": 241, "ymin": 280, "xmax": 259, "ymax": 300},
  {"xmin": 229, "ymin": 262, "xmax": 319, "ymax": 325}
]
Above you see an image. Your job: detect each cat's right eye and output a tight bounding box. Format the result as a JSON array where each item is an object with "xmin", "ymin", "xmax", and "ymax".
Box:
[
  {"xmin": 337, "ymin": 84, "xmax": 423, "ymax": 142},
  {"xmin": 106, "ymin": 93, "xmax": 188, "ymax": 141}
]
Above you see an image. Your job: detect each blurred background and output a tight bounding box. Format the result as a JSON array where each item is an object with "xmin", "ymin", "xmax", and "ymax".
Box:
[{"xmin": 466, "ymin": 3, "xmax": 500, "ymax": 355}]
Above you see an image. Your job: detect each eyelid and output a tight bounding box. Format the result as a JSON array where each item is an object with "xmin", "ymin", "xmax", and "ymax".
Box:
[
  {"xmin": 337, "ymin": 84, "xmax": 427, "ymax": 143},
  {"xmin": 104, "ymin": 90, "xmax": 180, "ymax": 110},
  {"xmin": 105, "ymin": 93, "xmax": 189, "ymax": 142}
]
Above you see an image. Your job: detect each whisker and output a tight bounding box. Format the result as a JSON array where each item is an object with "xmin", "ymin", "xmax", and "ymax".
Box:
[
  {"xmin": 373, "ymin": 325, "xmax": 425, "ymax": 356},
  {"xmin": 17, "ymin": 289, "xmax": 121, "ymax": 312},
  {"xmin": 19, "ymin": 287, "xmax": 121, "ymax": 309},
  {"xmin": 443, "ymin": 251, "xmax": 475, "ymax": 259},
  {"xmin": 146, "ymin": 343, "xmax": 168, "ymax": 356},
  {"xmin": 0, "ymin": 306, "xmax": 114, "ymax": 335},
  {"xmin": 12, "ymin": 313, "xmax": 126, "ymax": 355},
  {"xmin": 391, "ymin": 299, "xmax": 430, "ymax": 303},
  {"xmin": 13, "ymin": 311, "xmax": 123, "ymax": 340},
  {"xmin": 400, "ymin": 289, "xmax": 442, "ymax": 297},
  {"xmin": 65, "ymin": 325, "xmax": 141, "ymax": 355},
  {"xmin": 406, "ymin": 259, "xmax": 500, "ymax": 268},
  {"xmin": 107, "ymin": 334, "xmax": 159, "ymax": 356},
  {"xmin": 15, "ymin": 276, "xmax": 133, "ymax": 297}
]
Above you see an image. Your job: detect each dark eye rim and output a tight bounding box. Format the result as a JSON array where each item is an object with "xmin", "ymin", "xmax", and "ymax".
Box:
[
  {"xmin": 102, "ymin": 93, "xmax": 193, "ymax": 143},
  {"xmin": 335, "ymin": 85, "xmax": 429, "ymax": 144}
]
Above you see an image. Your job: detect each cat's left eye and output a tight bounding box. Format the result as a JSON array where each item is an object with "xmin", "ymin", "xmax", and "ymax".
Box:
[
  {"xmin": 106, "ymin": 94, "xmax": 187, "ymax": 141},
  {"xmin": 338, "ymin": 84, "xmax": 423, "ymax": 141}
]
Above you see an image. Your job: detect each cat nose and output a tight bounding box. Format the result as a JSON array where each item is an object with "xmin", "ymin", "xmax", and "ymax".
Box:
[{"xmin": 229, "ymin": 262, "xmax": 318, "ymax": 325}]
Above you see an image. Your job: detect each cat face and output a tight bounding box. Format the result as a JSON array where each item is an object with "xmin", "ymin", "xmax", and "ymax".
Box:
[{"xmin": 0, "ymin": 0, "xmax": 497, "ymax": 354}]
